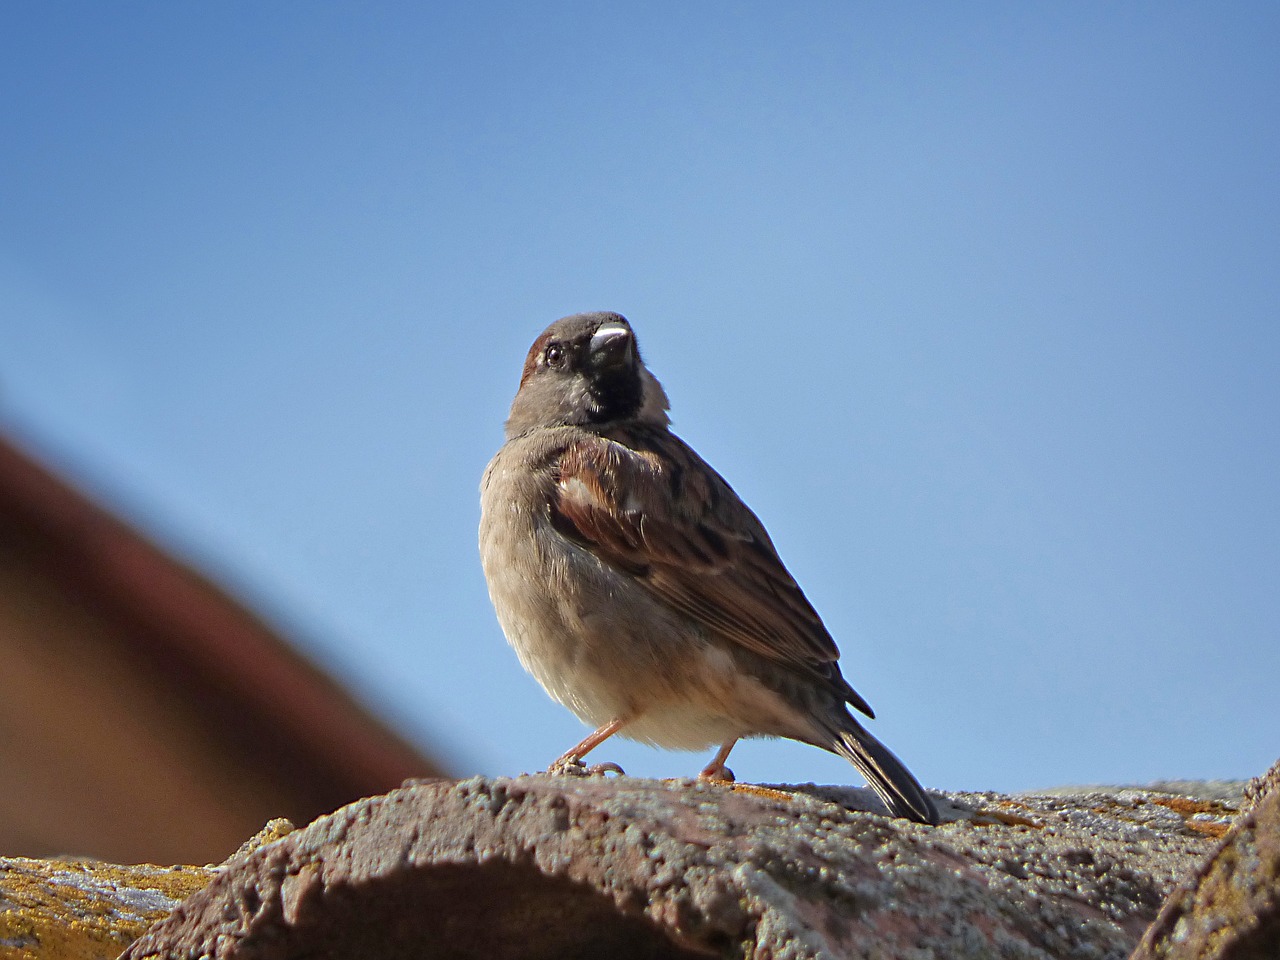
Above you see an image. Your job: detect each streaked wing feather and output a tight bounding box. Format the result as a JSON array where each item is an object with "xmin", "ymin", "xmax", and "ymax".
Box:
[{"xmin": 550, "ymin": 432, "xmax": 840, "ymax": 669}]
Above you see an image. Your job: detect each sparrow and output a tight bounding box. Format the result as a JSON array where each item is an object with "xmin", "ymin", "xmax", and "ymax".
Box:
[{"xmin": 479, "ymin": 312, "xmax": 938, "ymax": 824}]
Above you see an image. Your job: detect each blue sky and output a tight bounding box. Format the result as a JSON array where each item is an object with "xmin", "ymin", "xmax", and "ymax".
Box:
[{"xmin": 3, "ymin": 3, "xmax": 1277, "ymax": 794}]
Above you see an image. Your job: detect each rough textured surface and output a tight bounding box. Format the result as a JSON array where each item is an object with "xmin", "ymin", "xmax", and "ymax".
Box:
[
  {"xmin": 1239, "ymin": 758, "xmax": 1280, "ymax": 816},
  {"xmin": 0, "ymin": 858, "xmax": 212, "ymax": 960},
  {"xmin": 1132, "ymin": 759, "xmax": 1280, "ymax": 960},
  {"xmin": 116, "ymin": 775, "xmax": 1233, "ymax": 960},
  {"xmin": 1032, "ymin": 782, "xmax": 1250, "ymax": 805}
]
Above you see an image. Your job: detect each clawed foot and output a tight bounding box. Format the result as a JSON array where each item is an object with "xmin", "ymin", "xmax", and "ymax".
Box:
[
  {"xmin": 698, "ymin": 763, "xmax": 735, "ymax": 783},
  {"xmin": 546, "ymin": 757, "xmax": 626, "ymax": 778},
  {"xmin": 698, "ymin": 738, "xmax": 739, "ymax": 783}
]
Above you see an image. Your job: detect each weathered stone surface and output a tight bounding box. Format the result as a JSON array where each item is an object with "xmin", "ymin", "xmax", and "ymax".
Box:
[
  {"xmin": 117, "ymin": 776, "xmax": 1232, "ymax": 960},
  {"xmin": 1033, "ymin": 782, "xmax": 1249, "ymax": 805},
  {"xmin": 1239, "ymin": 758, "xmax": 1280, "ymax": 816},
  {"xmin": 1131, "ymin": 759, "xmax": 1280, "ymax": 960},
  {"xmin": 0, "ymin": 858, "xmax": 212, "ymax": 960}
]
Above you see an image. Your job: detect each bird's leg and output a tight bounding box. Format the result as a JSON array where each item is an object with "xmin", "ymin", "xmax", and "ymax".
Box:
[
  {"xmin": 558, "ymin": 717, "xmax": 626, "ymax": 763},
  {"xmin": 547, "ymin": 718, "xmax": 627, "ymax": 776},
  {"xmin": 698, "ymin": 738, "xmax": 738, "ymax": 782}
]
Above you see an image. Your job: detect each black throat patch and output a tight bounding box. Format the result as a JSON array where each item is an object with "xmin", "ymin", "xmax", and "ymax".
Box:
[{"xmin": 585, "ymin": 364, "xmax": 644, "ymax": 424}]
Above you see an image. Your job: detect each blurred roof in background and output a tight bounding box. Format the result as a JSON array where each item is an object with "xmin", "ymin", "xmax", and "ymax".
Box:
[{"xmin": 0, "ymin": 432, "xmax": 446, "ymax": 865}]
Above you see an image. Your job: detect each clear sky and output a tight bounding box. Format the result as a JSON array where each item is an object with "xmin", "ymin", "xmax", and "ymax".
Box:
[{"xmin": 3, "ymin": 4, "xmax": 1277, "ymax": 794}]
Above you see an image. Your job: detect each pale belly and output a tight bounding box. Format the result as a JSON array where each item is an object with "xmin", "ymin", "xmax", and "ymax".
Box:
[{"xmin": 479, "ymin": 465, "xmax": 804, "ymax": 751}]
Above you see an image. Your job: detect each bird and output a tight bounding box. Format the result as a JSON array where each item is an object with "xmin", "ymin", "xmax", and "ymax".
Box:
[{"xmin": 478, "ymin": 311, "xmax": 938, "ymax": 824}]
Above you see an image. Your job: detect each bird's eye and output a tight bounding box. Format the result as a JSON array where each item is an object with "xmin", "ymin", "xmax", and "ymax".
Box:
[{"xmin": 545, "ymin": 343, "xmax": 565, "ymax": 367}]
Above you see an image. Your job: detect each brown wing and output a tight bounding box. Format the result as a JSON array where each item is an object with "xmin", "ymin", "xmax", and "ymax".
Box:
[{"xmin": 549, "ymin": 429, "xmax": 864, "ymax": 698}]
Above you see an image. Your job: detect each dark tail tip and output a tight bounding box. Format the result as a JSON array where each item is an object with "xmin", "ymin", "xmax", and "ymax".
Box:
[{"xmin": 831, "ymin": 723, "xmax": 939, "ymax": 825}]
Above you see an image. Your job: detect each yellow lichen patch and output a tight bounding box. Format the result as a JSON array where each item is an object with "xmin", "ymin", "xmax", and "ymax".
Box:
[
  {"xmin": 1148, "ymin": 795, "xmax": 1237, "ymax": 838},
  {"xmin": 724, "ymin": 783, "xmax": 798, "ymax": 803},
  {"xmin": 972, "ymin": 814, "xmax": 1044, "ymax": 829},
  {"xmin": 1184, "ymin": 819, "xmax": 1231, "ymax": 839},
  {"xmin": 222, "ymin": 818, "xmax": 297, "ymax": 865},
  {"xmin": 657, "ymin": 778, "xmax": 797, "ymax": 803},
  {"xmin": 0, "ymin": 858, "xmax": 213, "ymax": 960},
  {"xmin": 1148, "ymin": 795, "xmax": 1225, "ymax": 817},
  {"xmin": 964, "ymin": 799, "xmax": 1043, "ymax": 828}
]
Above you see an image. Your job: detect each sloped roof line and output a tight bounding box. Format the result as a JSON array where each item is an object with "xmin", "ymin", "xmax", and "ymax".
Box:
[{"xmin": 0, "ymin": 432, "xmax": 446, "ymax": 798}]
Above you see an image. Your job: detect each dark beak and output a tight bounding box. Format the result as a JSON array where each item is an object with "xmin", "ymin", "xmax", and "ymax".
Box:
[{"xmin": 588, "ymin": 320, "xmax": 634, "ymax": 370}]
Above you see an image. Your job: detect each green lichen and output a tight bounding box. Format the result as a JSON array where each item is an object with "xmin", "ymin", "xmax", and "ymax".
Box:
[{"xmin": 0, "ymin": 858, "xmax": 213, "ymax": 960}]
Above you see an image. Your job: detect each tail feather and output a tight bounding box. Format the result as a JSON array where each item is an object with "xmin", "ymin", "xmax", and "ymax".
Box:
[{"xmin": 828, "ymin": 720, "xmax": 938, "ymax": 825}]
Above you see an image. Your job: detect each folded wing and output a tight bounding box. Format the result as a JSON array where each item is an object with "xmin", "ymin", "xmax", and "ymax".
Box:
[{"xmin": 549, "ymin": 428, "xmax": 873, "ymax": 718}]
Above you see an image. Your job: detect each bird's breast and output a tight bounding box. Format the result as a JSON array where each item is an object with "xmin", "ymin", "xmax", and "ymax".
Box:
[{"xmin": 479, "ymin": 439, "xmax": 801, "ymax": 749}]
